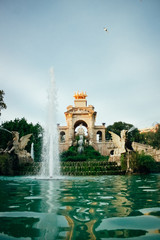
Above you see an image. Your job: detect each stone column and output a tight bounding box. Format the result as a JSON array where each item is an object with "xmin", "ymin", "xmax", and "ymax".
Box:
[
  {"xmin": 88, "ymin": 113, "xmax": 94, "ymax": 145},
  {"xmin": 66, "ymin": 113, "xmax": 74, "ymax": 146}
]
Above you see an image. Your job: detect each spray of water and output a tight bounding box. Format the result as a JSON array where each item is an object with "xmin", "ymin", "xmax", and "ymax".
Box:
[
  {"xmin": 40, "ymin": 68, "xmax": 60, "ymax": 178},
  {"xmin": 128, "ymin": 126, "xmax": 136, "ymax": 133},
  {"xmin": 31, "ymin": 143, "xmax": 34, "ymax": 160},
  {"xmin": 0, "ymin": 127, "xmax": 12, "ymax": 134}
]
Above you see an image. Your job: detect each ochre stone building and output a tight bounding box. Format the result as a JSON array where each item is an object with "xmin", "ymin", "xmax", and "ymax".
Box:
[
  {"xmin": 58, "ymin": 91, "xmax": 160, "ymax": 162},
  {"xmin": 58, "ymin": 91, "xmax": 114, "ymax": 155}
]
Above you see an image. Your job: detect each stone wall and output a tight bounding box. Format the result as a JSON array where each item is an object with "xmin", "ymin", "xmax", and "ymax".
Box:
[
  {"xmin": 132, "ymin": 142, "xmax": 160, "ymax": 162},
  {"xmin": 108, "ymin": 155, "xmax": 121, "ymax": 166},
  {"xmin": 92, "ymin": 140, "xmax": 115, "ymax": 156}
]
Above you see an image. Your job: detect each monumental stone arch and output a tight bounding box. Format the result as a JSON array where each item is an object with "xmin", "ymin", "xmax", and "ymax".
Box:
[{"xmin": 58, "ymin": 91, "xmax": 114, "ymax": 155}]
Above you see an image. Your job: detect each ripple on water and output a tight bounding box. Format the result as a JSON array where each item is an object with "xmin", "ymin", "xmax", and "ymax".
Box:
[
  {"xmin": 0, "ymin": 175, "xmax": 159, "ymax": 239},
  {"xmin": 24, "ymin": 196, "xmax": 43, "ymax": 200},
  {"xmin": 95, "ymin": 215, "xmax": 160, "ymax": 231},
  {"xmin": 139, "ymin": 207, "xmax": 160, "ymax": 215},
  {"xmin": 7, "ymin": 183, "xmax": 20, "ymax": 186},
  {"xmin": 8, "ymin": 206, "xmax": 20, "ymax": 209},
  {"xmin": 99, "ymin": 202, "xmax": 109, "ymax": 206},
  {"xmin": 100, "ymin": 196, "xmax": 114, "ymax": 199},
  {"xmin": 143, "ymin": 189, "xmax": 158, "ymax": 192},
  {"xmin": 73, "ymin": 207, "xmax": 90, "ymax": 222}
]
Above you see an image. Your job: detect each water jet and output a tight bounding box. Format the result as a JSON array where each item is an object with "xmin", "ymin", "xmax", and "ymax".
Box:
[
  {"xmin": 128, "ymin": 126, "xmax": 136, "ymax": 133},
  {"xmin": 40, "ymin": 68, "xmax": 60, "ymax": 178},
  {"xmin": 0, "ymin": 127, "xmax": 12, "ymax": 134},
  {"xmin": 30, "ymin": 142, "xmax": 34, "ymax": 160}
]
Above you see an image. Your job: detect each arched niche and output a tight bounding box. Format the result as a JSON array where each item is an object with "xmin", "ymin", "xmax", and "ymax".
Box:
[
  {"xmin": 74, "ymin": 120, "xmax": 88, "ymax": 137},
  {"xmin": 97, "ymin": 131, "xmax": 102, "ymax": 142},
  {"xmin": 60, "ymin": 131, "xmax": 66, "ymax": 142}
]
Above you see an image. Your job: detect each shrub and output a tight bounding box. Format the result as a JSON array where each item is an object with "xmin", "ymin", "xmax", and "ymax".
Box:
[
  {"xmin": 120, "ymin": 153, "xmax": 127, "ymax": 171},
  {"xmin": 60, "ymin": 145, "xmax": 108, "ymax": 162},
  {"xmin": 137, "ymin": 152, "xmax": 156, "ymax": 173},
  {"xmin": 0, "ymin": 153, "xmax": 19, "ymax": 175},
  {"xmin": 129, "ymin": 151, "xmax": 156, "ymax": 173}
]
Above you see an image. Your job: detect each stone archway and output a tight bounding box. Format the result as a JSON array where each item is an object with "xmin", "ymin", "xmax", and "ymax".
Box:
[
  {"xmin": 74, "ymin": 120, "xmax": 88, "ymax": 137},
  {"xmin": 58, "ymin": 91, "xmax": 111, "ymax": 156}
]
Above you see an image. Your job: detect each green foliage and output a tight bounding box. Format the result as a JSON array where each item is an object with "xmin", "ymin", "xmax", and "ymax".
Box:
[
  {"xmin": 18, "ymin": 162, "xmax": 38, "ymax": 175},
  {"xmin": 60, "ymin": 145, "xmax": 108, "ymax": 162},
  {"xmin": 154, "ymin": 124, "xmax": 160, "ymax": 149},
  {"xmin": 105, "ymin": 121, "xmax": 160, "ymax": 150},
  {"xmin": 139, "ymin": 124, "xmax": 160, "ymax": 149},
  {"xmin": 0, "ymin": 118, "xmax": 43, "ymax": 161},
  {"xmin": 105, "ymin": 121, "xmax": 140, "ymax": 143},
  {"xmin": 121, "ymin": 151, "xmax": 156, "ymax": 173},
  {"xmin": 0, "ymin": 90, "xmax": 7, "ymax": 116},
  {"xmin": 120, "ymin": 154, "xmax": 127, "ymax": 171},
  {"xmin": 0, "ymin": 153, "xmax": 19, "ymax": 176},
  {"xmin": 61, "ymin": 161, "xmax": 121, "ymax": 176},
  {"xmin": 136, "ymin": 152, "xmax": 156, "ymax": 173},
  {"xmin": 155, "ymin": 162, "xmax": 160, "ymax": 173},
  {"xmin": 0, "ymin": 153, "xmax": 39, "ymax": 176}
]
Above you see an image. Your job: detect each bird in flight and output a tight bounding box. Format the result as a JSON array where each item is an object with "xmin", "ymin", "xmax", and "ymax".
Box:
[{"xmin": 104, "ymin": 27, "xmax": 108, "ymax": 32}]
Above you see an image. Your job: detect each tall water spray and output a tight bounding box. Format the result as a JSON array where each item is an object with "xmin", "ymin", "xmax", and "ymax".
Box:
[{"xmin": 40, "ymin": 68, "xmax": 60, "ymax": 178}]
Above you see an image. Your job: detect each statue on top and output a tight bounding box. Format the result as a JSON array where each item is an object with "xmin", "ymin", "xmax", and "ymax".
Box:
[{"xmin": 73, "ymin": 91, "xmax": 87, "ymax": 99}]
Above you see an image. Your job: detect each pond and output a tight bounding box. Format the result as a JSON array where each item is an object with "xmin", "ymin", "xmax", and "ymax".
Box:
[{"xmin": 0, "ymin": 174, "xmax": 160, "ymax": 239}]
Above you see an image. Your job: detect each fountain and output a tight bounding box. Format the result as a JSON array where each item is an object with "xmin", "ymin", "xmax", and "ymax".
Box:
[
  {"xmin": 128, "ymin": 126, "xmax": 136, "ymax": 133},
  {"xmin": 76, "ymin": 124, "xmax": 85, "ymax": 154},
  {"xmin": 31, "ymin": 142, "xmax": 34, "ymax": 160},
  {"xmin": 40, "ymin": 68, "xmax": 60, "ymax": 178},
  {"xmin": 77, "ymin": 135, "xmax": 84, "ymax": 154},
  {"xmin": 0, "ymin": 126, "xmax": 12, "ymax": 134}
]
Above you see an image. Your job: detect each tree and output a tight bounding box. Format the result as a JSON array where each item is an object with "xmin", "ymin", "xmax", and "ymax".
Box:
[
  {"xmin": 153, "ymin": 124, "xmax": 160, "ymax": 149},
  {"xmin": 105, "ymin": 121, "xmax": 140, "ymax": 143},
  {"xmin": 121, "ymin": 151, "xmax": 156, "ymax": 173},
  {"xmin": 0, "ymin": 90, "xmax": 7, "ymax": 116},
  {"xmin": 139, "ymin": 124, "xmax": 160, "ymax": 149},
  {"xmin": 0, "ymin": 118, "xmax": 43, "ymax": 161}
]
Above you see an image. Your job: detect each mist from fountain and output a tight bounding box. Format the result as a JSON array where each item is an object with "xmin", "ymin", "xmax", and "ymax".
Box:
[{"xmin": 40, "ymin": 68, "xmax": 60, "ymax": 178}]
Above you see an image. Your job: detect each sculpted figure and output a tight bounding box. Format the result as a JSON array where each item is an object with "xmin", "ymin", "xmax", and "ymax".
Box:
[
  {"xmin": 109, "ymin": 130, "xmax": 127, "ymax": 156},
  {"xmin": 77, "ymin": 124, "xmax": 85, "ymax": 136},
  {"xmin": 77, "ymin": 135, "xmax": 84, "ymax": 153},
  {"xmin": 5, "ymin": 131, "xmax": 33, "ymax": 163},
  {"xmin": 8, "ymin": 131, "xmax": 32, "ymax": 154}
]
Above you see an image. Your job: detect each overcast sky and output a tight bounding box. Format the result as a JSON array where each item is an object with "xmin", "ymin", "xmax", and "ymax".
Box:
[{"xmin": 0, "ymin": 0, "xmax": 160, "ymax": 129}]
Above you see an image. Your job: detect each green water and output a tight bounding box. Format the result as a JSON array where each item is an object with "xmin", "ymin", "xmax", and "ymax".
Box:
[{"xmin": 0, "ymin": 174, "xmax": 160, "ymax": 240}]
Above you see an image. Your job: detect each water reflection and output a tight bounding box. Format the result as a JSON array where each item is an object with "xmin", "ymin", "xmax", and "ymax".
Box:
[{"xmin": 0, "ymin": 175, "xmax": 159, "ymax": 239}]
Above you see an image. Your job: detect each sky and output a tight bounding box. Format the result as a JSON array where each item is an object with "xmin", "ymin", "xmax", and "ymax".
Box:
[{"xmin": 0, "ymin": 0, "xmax": 160, "ymax": 129}]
